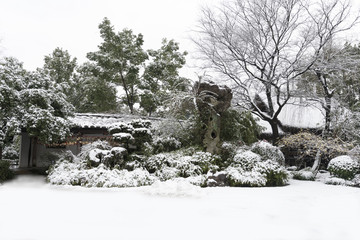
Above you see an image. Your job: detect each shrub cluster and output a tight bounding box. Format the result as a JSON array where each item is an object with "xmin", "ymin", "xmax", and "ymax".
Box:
[
  {"xmin": 0, "ymin": 160, "xmax": 14, "ymax": 182},
  {"xmin": 327, "ymin": 155, "xmax": 359, "ymax": 180},
  {"xmin": 278, "ymin": 132, "xmax": 350, "ymax": 169},
  {"xmin": 206, "ymin": 141, "xmax": 288, "ymax": 187}
]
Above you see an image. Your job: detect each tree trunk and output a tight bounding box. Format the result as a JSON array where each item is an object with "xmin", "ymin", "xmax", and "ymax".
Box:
[
  {"xmin": 324, "ymin": 96, "xmax": 332, "ymax": 137},
  {"xmin": 0, "ymin": 145, "xmax": 3, "ymax": 160},
  {"xmin": 269, "ymin": 120, "xmax": 280, "ymax": 145},
  {"xmin": 311, "ymin": 149, "xmax": 322, "ymax": 175}
]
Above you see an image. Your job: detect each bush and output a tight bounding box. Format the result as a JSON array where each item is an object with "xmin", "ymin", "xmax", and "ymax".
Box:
[
  {"xmin": 144, "ymin": 149, "xmax": 220, "ymax": 180},
  {"xmin": 327, "ymin": 155, "xmax": 359, "ymax": 180},
  {"xmin": 251, "ymin": 141, "xmax": 285, "ymax": 165},
  {"xmin": 278, "ymin": 132, "xmax": 350, "ymax": 169},
  {"xmin": 0, "ymin": 160, "xmax": 14, "ymax": 182},
  {"xmin": 152, "ymin": 136, "xmax": 181, "ymax": 154},
  {"xmin": 257, "ymin": 160, "xmax": 288, "ymax": 186},
  {"xmin": 47, "ymin": 160, "xmax": 156, "ymax": 188},
  {"xmin": 233, "ymin": 150, "xmax": 261, "ymax": 170},
  {"xmin": 220, "ymin": 110, "xmax": 262, "ymax": 144},
  {"xmin": 207, "ymin": 147, "xmax": 288, "ymax": 187},
  {"xmin": 292, "ymin": 168, "xmax": 316, "ymax": 181}
]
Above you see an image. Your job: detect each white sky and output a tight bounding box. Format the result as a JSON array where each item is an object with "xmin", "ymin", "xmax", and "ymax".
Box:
[
  {"xmin": 0, "ymin": 0, "xmax": 219, "ymax": 79},
  {"xmin": 0, "ymin": 0, "xmax": 360, "ymax": 81}
]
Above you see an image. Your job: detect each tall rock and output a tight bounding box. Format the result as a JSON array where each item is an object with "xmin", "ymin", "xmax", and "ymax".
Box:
[{"xmin": 194, "ymin": 81, "xmax": 232, "ymax": 154}]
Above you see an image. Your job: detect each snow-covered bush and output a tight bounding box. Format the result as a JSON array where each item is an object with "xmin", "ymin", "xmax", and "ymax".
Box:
[
  {"xmin": 292, "ymin": 168, "xmax": 316, "ymax": 181},
  {"xmin": 257, "ymin": 160, "xmax": 288, "ymax": 186},
  {"xmin": 108, "ymin": 122, "xmax": 134, "ymax": 134},
  {"xmin": 144, "ymin": 149, "xmax": 220, "ymax": 180},
  {"xmin": 251, "ymin": 141, "xmax": 285, "ymax": 165},
  {"xmin": 207, "ymin": 149, "xmax": 288, "ymax": 187},
  {"xmin": 278, "ymin": 132, "xmax": 349, "ymax": 169},
  {"xmin": 130, "ymin": 119, "xmax": 151, "ymax": 129},
  {"xmin": 219, "ymin": 142, "xmax": 238, "ymax": 167},
  {"xmin": 48, "ymin": 160, "xmax": 156, "ymax": 188},
  {"xmin": 224, "ymin": 167, "xmax": 267, "ymax": 187},
  {"xmin": 233, "ymin": 150, "xmax": 261, "ymax": 170},
  {"xmin": 327, "ymin": 155, "xmax": 359, "ymax": 180},
  {"xmin": 47, "ymin": 151, "xmax": 156, "ymax": 188},
  {"xmin": 152, "ymin": 136, "xmax": 182, "ymax": 154},
  {"xmin": 3, "ymin": 144, "xmax": 19, "ymax": 160}
]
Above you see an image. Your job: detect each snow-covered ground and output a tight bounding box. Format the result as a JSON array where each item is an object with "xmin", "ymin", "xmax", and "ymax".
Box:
[{"xmin": 1, "ymin": 175, "xmax": 359, "ymax": 240}]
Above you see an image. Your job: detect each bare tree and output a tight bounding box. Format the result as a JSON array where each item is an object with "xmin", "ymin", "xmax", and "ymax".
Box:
[
  {"xmin": 299, "ymin": 42, "xmax": 360, "ymax": 137},
  {"xmin": 194, "ymin": 0, "xmax": 358, "ymax": 143}
]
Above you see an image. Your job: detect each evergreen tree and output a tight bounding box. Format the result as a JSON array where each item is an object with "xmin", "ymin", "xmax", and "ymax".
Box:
[
  {"xmin": 140, "ymin": 39, "xmax": 189, "ymax": 116},
  {"xmin": 0, "ymin": 57, "xmax": 74, "ymax": 160},
  {"xmin": 42, "ymin": 47, "xmax": 78, "ymax": 106},
  {"xmin": 0, "ymin": 57, "xmax": 25, "ymax": 159},
  {"xmin": 76, "ymin": 62, "xmax": 117, "ymax": 113},
  {"xmin": 87, "ymin": 18, "xmax": 148, "ymax": 114}
]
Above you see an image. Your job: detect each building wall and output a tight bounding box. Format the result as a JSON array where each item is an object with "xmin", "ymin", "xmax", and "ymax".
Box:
[
  {"xmin": 19, "ymin": 132, "xmax": 31, "ymax": 168},
  {"xmin": 19, "ymin": 129, "xmax": 109, "ymax": 168}
]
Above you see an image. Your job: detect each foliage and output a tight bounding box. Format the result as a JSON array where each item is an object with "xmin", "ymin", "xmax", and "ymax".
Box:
[
  {"xmin": 152, "ymin": 136, "xmax": 182, "ymax": 154},
  {"xmin": 42, "ymin": 47, "xmax": 78, "ymax": 105},
  {"xmin": 1, "ymin": 57, "xmax": 73, "ymax": 159},
  {"xmin": 144, "ymin": 149, "xmax": 220, "ymax": 180},
  {"xmin": 206, "ymin": 142, "xmax": 288, "ymax": 187},
  {"xmin": 0, "ymin": 57, "xmax": 25, "ymax": 158},
  {"xmin": 0, "ymin": 160, "xmax": 14, "ymax": 182},
  {"xmin": 140, "ymin": 39, "xmax": 189, "ymax": 115},
  {"xmin": 251, "ymin": 141, "xmax": 285, "ymax": 165},
  {"xmin": 332, "ymin": 110, "xmax": 360, "ymax": 144},
  {"xmin": 47, "ymin": 159, "xmax": 156, "ymax": 188},
  {"xmin": 19, "ymin": 70, "xmax": 74, "ymax": 143},
  {"xmin": 220, "ymin": 110, "xmax": 262, "ymax": 144},
  {"xmin": 278, "ymin": 132, "xmax": 350, "ymax": 169},
  {"xmin": 75, "ymin": 63, "xmax": 118, "ymax": 113},
  {"xmin": 87, "ymin": 18, "xmax": 148, "ymax": 114},
  {"xmin": 327, "ymin": 156, "xmax": 359, "ymax": 180}
]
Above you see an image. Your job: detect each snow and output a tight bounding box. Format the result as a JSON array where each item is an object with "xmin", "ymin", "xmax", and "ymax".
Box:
[{"xmin": 1, "ymin": 175, "xmax": 359, "ymax": 240}]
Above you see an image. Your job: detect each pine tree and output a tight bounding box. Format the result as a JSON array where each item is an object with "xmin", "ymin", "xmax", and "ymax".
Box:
[{"xmin": 87, "ymin": 18, "xmax": 148, "ymax": 114}]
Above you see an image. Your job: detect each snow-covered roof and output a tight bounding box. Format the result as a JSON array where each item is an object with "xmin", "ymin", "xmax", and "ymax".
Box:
[
  {"xmin": 256, "ymin": 98, "xmax": 325, "ymax": 134},
  {"xmin": 69, "ymin": 113, "xmax": 158, "ymax": 129}
]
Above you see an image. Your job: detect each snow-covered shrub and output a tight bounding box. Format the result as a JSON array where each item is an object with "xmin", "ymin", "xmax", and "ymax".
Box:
[
  {"xmin": 324, "ymin": 177, "xmax": 350, "ymax": 186},
  {"xmin": 103, "ymin": 147, "xmax": 128, "ymax": 169},
  {"xmin": 207, "ymin": 150, "xmax": 288, "ymax": 187},
  {"xmin": 257, "ymin": 160, "xmax": 288, "ymax": 186},
  {"xmin": 224, "ymin": 167, "xmax": 267, "ymax": 187},
  {"xmin": 108, "ymin": 122, "xmax": 134, "ymax": 134},
  {"xmin": 327, "ymin": 155, "xmax": 359, "ymax": 180},
  {"xmin": 251, "ymin": 141, "xmax": 285, "ymax": 165},
  {"xmin": 3, "ymin": 144, "xmax": 19, "ymax": 160},
  {"xmin": 278, "ymin": 132, "xmax": 349, "ymax": 169},
  {"xmin": 152, "ymin": 136, "xmax": 182, "ymax": 154},
  {"xmin": 144, "ymin": 149, "xmax": 220, "ymax": 180},
  {"xmin": 233, "ymin": 150, "xmax": 261, "ymax": 170},
  {"xmin": 112, "ymin": 132, "xmax": 135, "ymax": 144},
  {"xmin": 131, "ymin": 119, "xmax": 151, "ymax": 129},
  {"xmin": 292, "ymin": 168, "xmax": 316, "ymax": 181},
  {"xmin": 219, "ymin": 142, "xmax": 238, "ymax": 168},
  {"xmin": 47, "ymin": 157, "xmax": 156, "ymax": 188},
  {"xmin": 0, "ymin": 160, "xmax": 14, "ymax": 182},
  {"xmin": 132, "ymin": 127, "xmax": 152, "ymax": 150}
]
